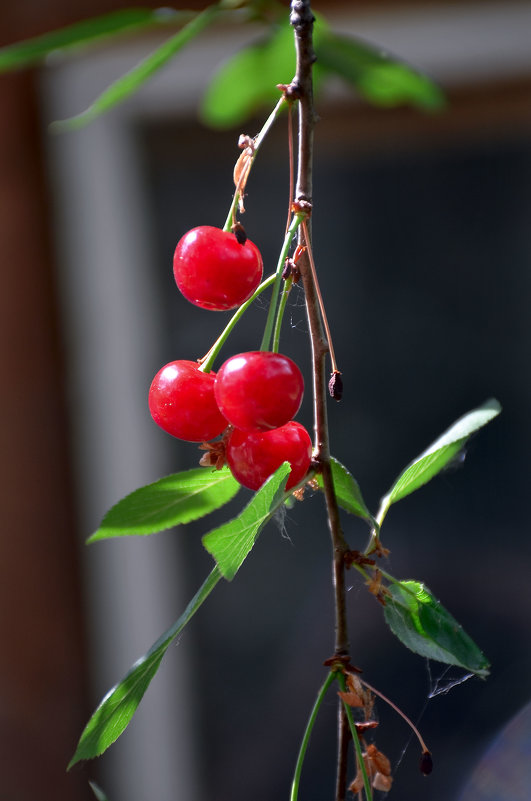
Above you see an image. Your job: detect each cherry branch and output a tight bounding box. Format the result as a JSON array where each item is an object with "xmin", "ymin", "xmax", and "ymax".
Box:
[{"xmin": 289, "ymin": 3, "xmax": 351, "ymax": 799}]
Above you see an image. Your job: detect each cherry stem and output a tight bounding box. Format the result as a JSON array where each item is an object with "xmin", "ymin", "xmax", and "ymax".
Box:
[
  {"xmin": 359, "ymin": 677, "xmax": 430, "ymax": 755},
  {"xmin": 285, "ymin": 102, "xmax": 295, "ymax": 236},
  {"xmin": 259, "ymin": 212, "xmax": 303, "ymax": 352},
  {"xmin": 363, "ymin": 523, "xmax": 383, "ymax": 558},
  {"xmin": 290, "ymin": 671, "xmax": 336, "ymax": 801},
  {"xmin": 301, "ymin": 218, "xmax": 339, "ymax": 374},
  {"xmin": 199, "ymin": 272, "xmax": 277, "ymax": 373},
  {"xmin": 270, "ymin": 103, "xmax": 298, "ymax": 355},
  {"xmin": 223, "ymin": 96, "xmax": 287, "ymax": 233},
  {"xmin": 272, "ymin": 275, "xmax": 293, "ymax": 353}
]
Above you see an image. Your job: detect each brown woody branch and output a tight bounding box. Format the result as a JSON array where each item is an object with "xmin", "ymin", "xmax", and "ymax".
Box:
[{"xmin": 289, "ymin": 3, "xmax": 351, "ymax": 799}]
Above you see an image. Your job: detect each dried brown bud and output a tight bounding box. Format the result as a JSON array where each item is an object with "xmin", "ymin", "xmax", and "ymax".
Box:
[
  {"xmin": 366, "ymin": 568, "xmax": 383, "ymax": 597},
  {"xmin": 338, "ymin": 673, "xmax": 373, "ymax": 713},
  {"xmin": 344, "ymin": 550, "xmax": 376, "ymax": 569},
  {"xmin": 291, "ymin": 198, "xmax": 312, "ymax": 215},
  {"xmin": 198, "ymin": 439, "xmax": 227, "ymax": 471},
  {"xmin": 282, "ymin": 257, "xmax": 301, "ymax": 284},
  {"xmin": 366, "ymin": 744, "xmax": 391, "ymax": 776},
  {"xmin": 277, "ymin": 82, "xmax": 301, "ymax": 100},
  {"xmin": 231, "ymin": 222, "xmax": 247, "ymax": 246},
  {"xmin": 237, "ymin": 134, "xmax": 254, "ymax": 150},
  {"xmin": 282, "ymin": 258, "xmax": 293, "ymax": 280},
  {"xmin": 372, "ymin": 772, "xmax": 393, "ymax": 792},
  {"xmin": 420, "ymin": 750, "xmax": 433, "ymax": 775},
  {"xmin": 348, "ymin": 772, "xmax": 364, "ymax": 794},
  {"xmin": 368, "ymin": 535, "xmax": 391, "ymax": 558},
  {"xmin": 355, "ymin": 720, "xmax": 378, "ymax": 734},
  {"xmin": 328, "ymin": 370, "xmax": 343, "ymax": 401},
  {"xmin": 338, "ymin": 686, "xmax": 365, "ymax": 708},
  {"xmin": 233, "ymin": 135, "xmax": 255, "ymax": 213}
]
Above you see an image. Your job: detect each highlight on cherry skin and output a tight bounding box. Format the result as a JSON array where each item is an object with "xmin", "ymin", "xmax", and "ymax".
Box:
[
  {"xmin": 173, "ymin": 225, "xmax": 263, "ymax": 311},
  {"xmin": 226, "ymin": 421, "xmax": 312, "ymax": 491},
  {"xmin": 214, "ymin": 351, "xmax": 304, "ymax": 431},
  {"xmin": 148, "ymin": 360, "xmax": 227, "ymax": 442}
]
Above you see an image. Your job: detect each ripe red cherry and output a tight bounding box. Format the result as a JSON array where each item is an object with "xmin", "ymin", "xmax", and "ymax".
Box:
[
  {"xmin": 226, "ymin": 421, "xmax": 312, "ymax": 491},
  {"xmin": 149, "ymin": 360, "xmax": 227, "ymax": 442},
  {"xmin": 214, "ymin": 351, "xmax": 304, "ymax": 431},
  {"xmin": 173, "ymin": 226, "xmax": 263, "ymax": 311}
]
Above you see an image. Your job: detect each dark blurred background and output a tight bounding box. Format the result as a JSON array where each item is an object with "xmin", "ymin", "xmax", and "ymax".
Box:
[{"xmin": 1, "ymin": 2, "xmax": 530, "ymax": 801}]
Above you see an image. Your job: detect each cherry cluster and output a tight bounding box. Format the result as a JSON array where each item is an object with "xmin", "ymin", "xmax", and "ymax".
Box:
[{"xmin": 148, "ymin": 225, "xmax": 312, "ymax": 492}]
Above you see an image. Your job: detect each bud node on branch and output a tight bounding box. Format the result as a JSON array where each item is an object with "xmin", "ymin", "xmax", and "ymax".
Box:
[{"xmin": 289, "ymin": 0, "xmax": 315, "ymax": 30}]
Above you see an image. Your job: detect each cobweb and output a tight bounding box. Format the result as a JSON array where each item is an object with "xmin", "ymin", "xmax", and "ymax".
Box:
[
  {"xmin": 272, "ymin": 502, "xmax": 294, "ymax": 543},
  {"xmin": 426, "ymin": 662, "xmax": 475, "ymax": 699},
  {"xmin": 386, "ymin": 661, "xmax": 475, "ymax": 795}
]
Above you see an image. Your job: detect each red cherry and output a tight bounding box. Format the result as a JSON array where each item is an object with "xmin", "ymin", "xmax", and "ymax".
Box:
[
  {"xmin": 173, "ymin": 226, "xmax": 263, "ymax": 311},
  {"xmin": 149, "ymin": 360, "xmax": 227, "ymax": 442},
  {"xmin": 226, "ymin": 421, "xmax": 312, "ymax": 491},
  {"xmin": 215, "ymin": 351, "xmax": 304, "ymax": 431}
]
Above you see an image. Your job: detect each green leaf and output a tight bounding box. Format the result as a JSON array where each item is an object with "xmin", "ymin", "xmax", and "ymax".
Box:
[
  {"xmin": 89, "ymin": 781, "xmax": 110, "ymax": 801},
  {"xmin": 383, "ymin": 579, "xmax": 490, "ymax": 677},
  {"xmin": 200, "ymin": 16, "xmax": 327, "ymax": 129},
  {"xmin": 202, "ymin": 462, "xmax": 291, "ymax": 580},
  {"xmin": 68, "ymin": 567, "xmax": 221, "ymax": 768},
  {"xmin": 88, "ymin": 466, "xmax": 240, "ymax": 542},
  {"xmin": 200, "ymin": 23, "xmax": 294, "ymax": 129},
  {"xmin": 378, "ymin": 398, "xmax": 501, "ymax": 523},
  {"xmin": 317, "ymin": 31, "xmax": 445, "ymax": 111},
  {"xmin": 0, "ymin": 9, "xmax": 187, "ymax": 73},
  {"xmin": 315, "ymin": 457, "xmax": 375, "ymax": 527},
  {"xmin": 51, "ymin": 5, "xmax": 219, "ymax": 132}
]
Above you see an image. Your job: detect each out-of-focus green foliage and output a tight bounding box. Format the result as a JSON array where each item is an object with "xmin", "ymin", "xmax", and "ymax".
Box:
[{"xmin": 0, "ymin": 8, "xmax": 188, "ymax": 72}]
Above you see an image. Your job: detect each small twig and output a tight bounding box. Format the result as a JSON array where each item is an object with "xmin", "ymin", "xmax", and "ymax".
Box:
[
  {"xmin": 300, "ymin": 218, "xmax": 340, "ymax": 375},
  {"xmin": 286, "ymin": 102, "xmax": 295, "ymax": 237}
]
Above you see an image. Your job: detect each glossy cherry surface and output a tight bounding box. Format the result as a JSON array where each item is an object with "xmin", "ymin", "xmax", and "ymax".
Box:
[
  {"xmin": 149, "ymin": 360, "xmax": 227, "ymax": 442},
  {"xmin": 226, "ymin": 421, "xmax": 312, "ymax": 491},
  {"xmin": 214, "ymin": 351, "xmax": 304, "ymax": 431},
  {"xmin": 173, "ymin": 226, "xmax": 263, "ymax": 311}
]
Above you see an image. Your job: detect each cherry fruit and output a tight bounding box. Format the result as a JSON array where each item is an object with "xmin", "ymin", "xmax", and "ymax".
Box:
[
  {"xmin": 226, "ymin": 421, "xmax": 312, "ymax": 491},
  {"xmin": 149, "ymin": 360, "xmax": 227, "ymax": 442},
  {"xmin": 215, "ymin": 351, "xmax": 304, "ymax": 431},
  {"xmin": 173, "ymin": 226, "xmax": 263, "ymax": 311}
]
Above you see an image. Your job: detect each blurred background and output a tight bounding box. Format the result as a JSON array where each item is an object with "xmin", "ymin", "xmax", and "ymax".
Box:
[{"xmin": 1, "ymin": 1, "xmax": 530, "ymax": 800}]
